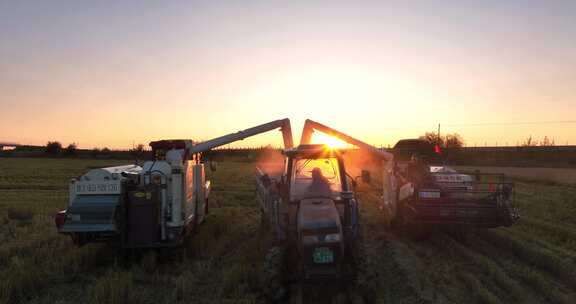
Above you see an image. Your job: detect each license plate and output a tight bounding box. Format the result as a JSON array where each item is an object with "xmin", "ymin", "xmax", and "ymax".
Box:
[{"xmin": 313, "ymin": 247, "xmax": 334, "ymax": 264}]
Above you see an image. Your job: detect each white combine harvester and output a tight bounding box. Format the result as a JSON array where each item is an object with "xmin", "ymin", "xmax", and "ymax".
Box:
[{"xmin": 55, "ymin": 119, "xmax": 293, "ymax": 250}]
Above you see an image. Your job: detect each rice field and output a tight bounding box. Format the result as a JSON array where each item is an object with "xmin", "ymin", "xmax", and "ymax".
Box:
[{"xmin": 1, "ymin": 157, "xmax": 575, "ymax": 303}]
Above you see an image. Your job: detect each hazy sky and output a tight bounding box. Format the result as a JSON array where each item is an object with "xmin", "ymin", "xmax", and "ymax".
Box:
[{"xmin": 1, "ymin": 0, "xmax": 575, "ymax": 149}]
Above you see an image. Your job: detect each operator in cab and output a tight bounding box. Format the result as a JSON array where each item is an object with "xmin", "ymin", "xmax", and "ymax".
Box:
[{"xmin": 307, "ymin": 167, "xmax": 332, "ymax": 197}]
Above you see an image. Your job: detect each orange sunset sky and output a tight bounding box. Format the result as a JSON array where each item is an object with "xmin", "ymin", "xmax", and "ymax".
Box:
[{"xmin": 1, "ymin": 1, "xmax": 575, "ymax": 149}]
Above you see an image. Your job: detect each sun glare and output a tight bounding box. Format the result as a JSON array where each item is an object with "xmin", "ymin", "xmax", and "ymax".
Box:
[{"xmin": 312, "ymin": 133, "xmax": 348, "ymax": 149}]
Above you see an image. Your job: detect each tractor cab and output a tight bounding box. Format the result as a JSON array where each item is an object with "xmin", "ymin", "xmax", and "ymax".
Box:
[
  {"xmin": 258, "ymin": 144, "xmax": 360, "ymax": 279},
  {"xmin": 285, "ymin": 144, "xmax": 348, "ymax": 202}
]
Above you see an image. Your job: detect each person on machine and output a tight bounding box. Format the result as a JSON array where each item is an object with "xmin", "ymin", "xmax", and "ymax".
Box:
[{"xmin": 307, "ymin": 167, "xmax": 333, "ymax": 197}]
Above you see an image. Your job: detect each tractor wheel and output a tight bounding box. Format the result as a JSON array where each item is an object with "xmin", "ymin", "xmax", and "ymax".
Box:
[
  {"xmin": 262, "ymin": 246, "xmax": 286, "ymax": 302},
  {"xmin": 260, "ymin": 208, "xmax": 270, "ymax": 227},
  {"xmin": 349, "ymin": 226, "xmax": 365, "ymax": 276}
]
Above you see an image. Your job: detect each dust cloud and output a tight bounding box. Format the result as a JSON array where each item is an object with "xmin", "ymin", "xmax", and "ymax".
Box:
[
  {"xmin": 256, "ymin": 147, "xmax": 285, "ymax": 177},
  {"xmin": 342, "ymin": 148, "xmax": 385, "ymax": 181}
]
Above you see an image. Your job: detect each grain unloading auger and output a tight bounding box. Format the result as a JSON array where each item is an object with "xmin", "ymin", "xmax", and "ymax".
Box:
[{"xmin": 55, "ymin": 119, "xmax": 293, "ymax": 250}]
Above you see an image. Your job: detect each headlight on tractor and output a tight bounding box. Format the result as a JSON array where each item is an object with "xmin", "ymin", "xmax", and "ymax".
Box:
[{"xmin": 302, "ymin": 233, "xmax": 340, "ymax": 244}]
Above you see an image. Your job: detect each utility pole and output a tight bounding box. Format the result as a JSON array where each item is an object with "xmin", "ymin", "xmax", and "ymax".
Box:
[{"xmin": 437, "ymin": 123, "xmax": 441, "ymax": 146}]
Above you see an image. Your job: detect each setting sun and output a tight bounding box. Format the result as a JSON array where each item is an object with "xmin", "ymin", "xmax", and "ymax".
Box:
[{"xmin": 312, "ymin": 132, "xmax": 349, "ymax": 149}]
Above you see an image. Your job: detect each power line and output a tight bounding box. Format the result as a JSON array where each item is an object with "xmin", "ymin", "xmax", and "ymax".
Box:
[
  {"xmin": 369, "ymin": 120, "xmax": 576, "ymax": 132},
  {"xmin": 443, "ymin": 120, "xmax": 576, "ymax": 127}
]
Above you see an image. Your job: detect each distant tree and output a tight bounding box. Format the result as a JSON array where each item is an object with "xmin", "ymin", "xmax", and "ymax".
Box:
[
  {"xmin": 46, "ymin": 141, "xmax": 62, "ymax": 155},
  {"xmin": 101, "ymin": 147, "xmax": 111, "ymax": 154},
  {"xmin": 64, "ymin": 143, "xmax": 77, "ymax": 156},
  {"xmin": 129, "ymin": 144, "xmax": 145, "ymax": 159},
  {"xmin": 522, "ymin": 136, "xmax": 538, "ymax": 147},
  {"xmin": 445, "ymin": 134, "xmax": 465, "ymax": 148},
  {"xmin": 91, "ymin": 148, "xmax": 100, "ymax": 158},
  {"xmin": 540, "ymin": 136, "xmax": 555, "ymax": 147},
  {"xmin": 420, "ymin": 132, "xmax": 444, "ymax": 147},
  {"xmin": 419, "ymin": 132, "xmax": 464, "ymax": 148}
]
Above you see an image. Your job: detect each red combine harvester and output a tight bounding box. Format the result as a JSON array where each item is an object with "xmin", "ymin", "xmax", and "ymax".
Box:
[{"xmin": 389, "ymin": 139, "xmax": 519, "ymax": 237}]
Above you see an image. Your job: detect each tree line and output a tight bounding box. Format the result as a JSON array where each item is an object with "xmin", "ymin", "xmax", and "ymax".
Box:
[
  {"xmin": 44, "ymin": 141, "xmax": 146, "ymax": 158},
  {"xmin": 41, "ymin": 134, "xmax": 563, "ymax": 158}
]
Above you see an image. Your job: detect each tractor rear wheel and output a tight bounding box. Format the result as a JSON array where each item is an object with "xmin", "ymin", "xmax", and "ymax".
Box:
[
  {"xmin": 262, "ymin": 246, "xmax": 286, "ymax": 302},
  {"xmin": 260, "ymin": 208, "xmax": 270, "ymax": 227}
]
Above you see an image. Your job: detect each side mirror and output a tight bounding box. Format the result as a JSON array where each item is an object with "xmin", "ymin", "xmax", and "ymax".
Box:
[
  {"xmin": 361, "ymin": 170, "xmax": 371, "ymax": 183},
  {"xmin": 210, "ymin": 161, "xmax": 217, "ymax": 172}
]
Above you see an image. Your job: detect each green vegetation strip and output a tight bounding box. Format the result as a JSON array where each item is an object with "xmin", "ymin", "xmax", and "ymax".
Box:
[
  {"xmin": 520, "ymin": 217, "xmax": 576, "ymax": 243},
  {"xmin": 433, "ymin": 236, "xmax": 528, "ymax": 303},
  {"xmin": 479, "ymin": 229, "xmax": 576, "ymax": 289}
]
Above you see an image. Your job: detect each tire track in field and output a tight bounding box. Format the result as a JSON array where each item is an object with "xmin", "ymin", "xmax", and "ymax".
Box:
[
  {"xmin": 429, "ymin": 235, "xmax": 531, "ymax": 303},
  {"xmin": 504, "ymin": 227, "xmax": 576, "ymax": 262},
  {"xmin": 516, "ymin": 217, "xmax": 576, "ymax": 251},
  {"xmin": 421, "ymin": 224, "xmax": 576, "ymax": 303},
  {"xmin": 477, "ymin": 229, "xmax": 576, "ymax": 290},
  {"xmin": 468, "ymin": 234, "xmax": 576, "ymax": 304},
  {"xmin": 397, "ymin": 227, "xmax": 576, "ymax": 304},
  {"xmin": 396, "ymin": 233, "xmax": 503, "ymax": 304},
  {"xmin": 358, "ymin": 192, "xmax": 448, "ymax": 304}
]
